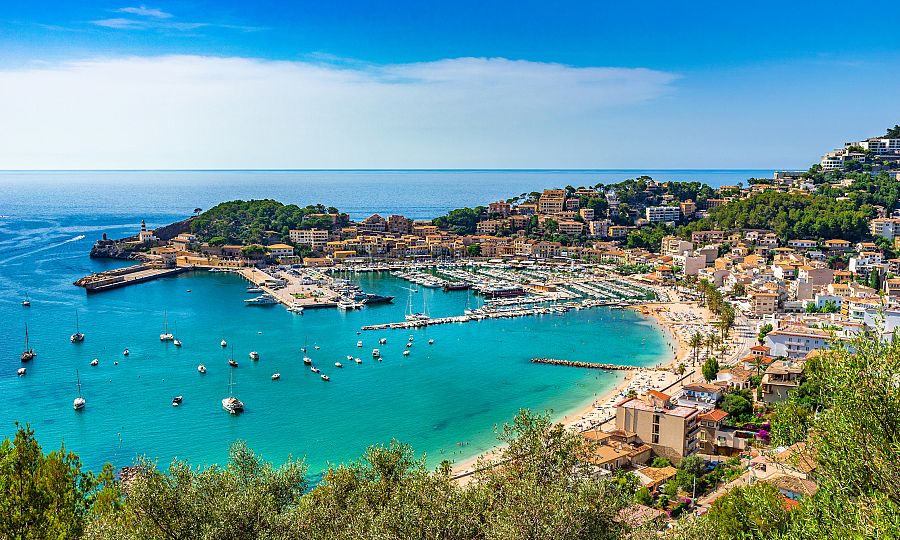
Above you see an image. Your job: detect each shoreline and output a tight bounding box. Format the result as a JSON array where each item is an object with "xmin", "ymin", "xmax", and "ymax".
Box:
[{"xmin": 452, "ymin": 292, "xmax": 706, "ymax": 479}]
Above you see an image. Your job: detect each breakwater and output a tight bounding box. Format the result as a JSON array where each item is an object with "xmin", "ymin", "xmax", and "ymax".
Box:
[{"xmin": 530, "ymin": 358, "xmax": 666, "ymax": 371}]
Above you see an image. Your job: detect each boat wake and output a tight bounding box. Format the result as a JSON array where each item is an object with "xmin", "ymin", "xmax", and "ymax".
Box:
[{"xmin": 0, "ymin": 234, "xmax": 86, "ymax": 264}]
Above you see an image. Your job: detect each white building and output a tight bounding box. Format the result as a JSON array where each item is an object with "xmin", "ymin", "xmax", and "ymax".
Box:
[
  {"xmin": 870, "ymin": 218, "xmax": 900, "ymax": 241},
  {"xmin": 289, "ymin": 229, "xmax": 329, "ymax": 248},
  {"xmin": 645, "ymin": 206, "xmax": 681, "ymax": 223}
]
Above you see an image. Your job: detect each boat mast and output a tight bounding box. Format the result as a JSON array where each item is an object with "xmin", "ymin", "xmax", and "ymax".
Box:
[
  {"xmin": 24, "ymin": 324, "xmax": 29, "ymax": 350},
  {"xmin": 75, "ymin": 310, "xmax": 80, "ymax": 333},
  {"xmin": 76, "ymin": 369, "xmax": 83, "ymax": 398}
]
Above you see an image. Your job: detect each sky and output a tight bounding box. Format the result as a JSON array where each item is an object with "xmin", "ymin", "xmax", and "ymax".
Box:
[{"xmin": 0, "ymin": 1, "xmax": 898, "ymax": 170}]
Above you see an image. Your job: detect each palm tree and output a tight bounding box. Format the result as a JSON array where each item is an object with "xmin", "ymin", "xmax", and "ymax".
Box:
[{"xmin": 689, "ymin": 333, "xmax": 704, "ymax": 366}]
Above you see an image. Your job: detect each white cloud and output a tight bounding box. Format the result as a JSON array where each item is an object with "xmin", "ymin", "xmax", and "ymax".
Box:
[
  {"xmin": 116, "ymin": 6, "xmax": 173, "ymax": 18},
  {"xmin": 91, "ymin": 18, "xmax": 145, "ymax": 29},
  {"xmin": 0, "ymin": 55, "xmax": 678, "ymax": 169}
]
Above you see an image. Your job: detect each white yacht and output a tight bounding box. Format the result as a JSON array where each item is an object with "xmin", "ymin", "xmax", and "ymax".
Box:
[
  {"xmin": 403, "ymin": 350, "xmax": 410, "ymax": 356},
  {"xmin": 123, "ymin": 348, "xmax": 129, "ymax": 356},
  {"xmin": 334, "ymin": 362, "xmax": 343, "ymax": 368},
  {"xmin": 249, "ymin": 351, "xmax": 259, "ymax": 360},
  {"xmin": 222, "ymin": 372, "xmax": 243, "ymax": 414},
  {"xmin": 310, "ymin": 366, "xmax": 320, "ymax": 373},
  {"xmin": 173, "ymin": 338, "xmax": 182, "ymax": 347},
  {"xmin": 320, "ymin": 374, "xmax": 330, "ymax": 381},
  {"xmin": 354, "ymin": 357, "xmax": 362, "ymax": 364},
  {"xmin": 221, "ymin": 339, "xmax": 227, "ymax": 347},
  {"xmin": 379, "ymin": 338, "xmax": 387, "ymax": 345},
  {"xmin": 346, "ymin": 355, "xmax": 353, "ymax": 361},
  {"xmin": 246, "ymin": 286, "xmax": 263, "ymax": 293},
  {"xmin": 17, "ymin": 367, "xmax": 26, "ymax": 376},
  {"xmin": 271, "ymin": 372, "xmax": 280, "ymax": 380},
  {"xmin": 428, "ymin": 339, "xmax": 434, "ymax": 345},
  {"xmin": 73, "ymin": 370, "xmax": 86, "ymax": 410},
  {"xmin": 372, "ymin": 348, "xmax": 380, "ymax": 358},
  {"xmin": 172, "ymin": 396, "xmax": 183, "ymax": 407},
  {"xmin": 356, "ymin": 340, "xmax": 363, "ymax": 347},
  {"xmin": 70, "ymin": 311, "xmax": 85, "ymax": 343},
  {"xmin": 90, "ymin": 358, "xmax": 99, "ymax": 366},
  {"xmin": 245, "ymin": 294, "xmax": 277, "ymax": 305},
  {"xmin": 197, "ymin": 364, "xmax": 206, "ymax": 374},
  {"xmin": 303, "ymin": 356, "xmax": 312, "ymax": 365}
]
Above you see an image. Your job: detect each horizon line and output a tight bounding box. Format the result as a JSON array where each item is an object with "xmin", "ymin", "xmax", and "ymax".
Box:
[{"xmin": 0, "ymin": 167, "xmax": 789, "ymax": 173}]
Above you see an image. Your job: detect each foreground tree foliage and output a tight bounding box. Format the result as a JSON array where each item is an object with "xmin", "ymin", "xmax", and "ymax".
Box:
[
  {"xmin": 0, "ymin": 411, "xmax": 631, "ymax": 539},
  {"xmin": 0, "ymin": 424, "xmax": 119, "ymax": 540}
]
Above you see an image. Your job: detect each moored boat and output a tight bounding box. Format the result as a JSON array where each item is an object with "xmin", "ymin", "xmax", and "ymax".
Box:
[
  {"xmin": 70, "ymin": 311, "xmax": 85, "ymax": 343},
  {"xmin": 249, "ymin": 351, "xmax": 259, "ymax": 360},
  {"xmin": 222, "ymin": 372, "xmax": 243, "ymax": 414},
  {"xmin": 21, "ymin": 324, "xmax": 35, "ymax": 362},
  {"xmin": 198, "ymin": 364, "xmax": 206, "ymax": 374},
  {"xmin": 73, "ymin": 370, "xmax": 86, "ymax": 410}
]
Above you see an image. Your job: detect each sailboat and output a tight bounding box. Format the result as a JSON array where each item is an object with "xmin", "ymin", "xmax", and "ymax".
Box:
[
  {"xmin": 221, "ymin": 371, "xmax": 243, "ymax": 414},
  {"xmin": 21, "ymin": 324, "xmax": 35, "ymax": 362},
  {"xmin": 228, "ymin": 345, "xmax": 238, "ymax": 367},
  {"xmin": 70, "ymin": 311, "xmax": 85, "ymax": 343},
  {"xmin": 22, "ymin": 293, "xmax": 30, "ymax": 307},
  {"xmin": 159, "ymin": 311, "xmax": 174, "ymax": 341},
  {"xmin": 405, "ymin": 287, "xmax": 429, "ymax": 322},
  {"xmin": 172, "ymin": 321, "xmax": 182, "ymax": 347},
  {"xmin": 73, "ymin": 370, "xmax": 86, "ymax": 410}
]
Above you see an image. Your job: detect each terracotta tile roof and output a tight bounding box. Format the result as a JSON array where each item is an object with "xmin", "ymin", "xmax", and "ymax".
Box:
[{"xmin": 699, "ymin": 409, "xmax": 729, "ymax": 422}]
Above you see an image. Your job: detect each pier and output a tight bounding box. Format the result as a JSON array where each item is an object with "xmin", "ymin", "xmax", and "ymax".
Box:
[
  {"xmin": 530, "ymin": 358, "xmax": 666, "ymax": 371},
  {"xmin": 74, "ymin": 264, "xmax": 189, "ymax": 292}
]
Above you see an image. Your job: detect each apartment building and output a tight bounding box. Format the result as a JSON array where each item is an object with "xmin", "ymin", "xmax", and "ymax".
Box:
[
  {"xmin": 615, "ymin": 391, "xmax": 700, "ymax": 462},
  {"xmin": 870, "ymin": 218, "xmax": 900, "ymax": 240},
  {"xmin": 749, "ymin": 289, "xmax": 778, "ymax": 315},
  {"xmin": 488, "ymin": 201, "xmax": 512, "ymax": 216},
  {"xmin": 645, "ymin": 206, "xmax": 681, "ymax": 223},
  {"xmin": 538, "ymin": 190, "xmax": 566, "ymax": 214},
  {"xmin": 289, "ymin": 229, "xmax": 329, "ymax": 248},
  {"xmin": 765, "ymin": 326, "xmax": 832, "ymax": 360}
]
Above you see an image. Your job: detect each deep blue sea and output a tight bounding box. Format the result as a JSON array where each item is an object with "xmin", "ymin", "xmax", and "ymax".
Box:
[{"xmin": 0, "ymin": 170, "xmax": 768, "ymax": 473}]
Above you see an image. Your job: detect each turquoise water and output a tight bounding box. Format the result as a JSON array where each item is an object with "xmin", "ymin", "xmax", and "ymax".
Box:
[{"xmin": 0, "ymin": 170, "xmax": 709, "ymax": 472}]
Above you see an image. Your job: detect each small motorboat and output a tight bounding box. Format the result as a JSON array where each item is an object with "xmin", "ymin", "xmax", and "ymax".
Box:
[
  {"xmin": 173, "ymin": 339, "xmax": 182, "ymax": 347},
  {"xmin": 90, "ymin": 359, "xmax": 99, "ymax": 366},
  {"xmin": 346, "ymin": 355, "xmax": 353, "ymax": 361},
  {"xmin": 379, "ymin": 338, "xmax": 387, "ymax": 345},
  {"xmin": 320, "ymin": 374, "xmax": 330, "ymax": 381},
  {"xmin": 314, "ymin": 345, "xmax": 320, "ymax": 350},
  {"xmin": 408, "ymin": 335, "xmax": 414, "ymax": 341},
  {"xmin": 172, "ymin": 396, "xmax": 183, "ymax": 406},
  {"xmin": 403, "ymin": 350, "xmax": 410, "ymax": 356},
  {"xmin": 310, "ymin": 366, "xmax": 320, "ymax": 373},
  {"xmin": 22, "ymin": 300, "xmax": 30, "ymax": 307},
  {"xmin": 406, "ymin": 342, "xmax": 412, "ymax": 348},
  {"xmin": 197, "ymin": 364, "xmax": 206, "ymax": 374},
  {"xmin": 334, "ymin": 362, "xmax": 343, "ymax": 368},
  {"xmin": 372, "ymin": 349, "xmax": 380, "ymax": 358},
  {"xmin": 303, "ymin": 356, "xmax": 312, "ymax": 365},
  {"xmin": 271, "ymin": 372, "xmax": 280, "ymax": 380},
  {"xmin": 356, "ymin": 331, "xmax": 361, "ymax": 335},
  {"xmin": 354, "ymin": 357, "xmax": 362, "ymax": 364},
  {"xmin": 357, "ymin": 340, "xmax": 363, "ymax": 347},
  {"xmin": 17, "ymin": 367, "xmax": 26, "ymax": 376},
  {"xmin": 428, "ymin": 339, "xmax": 434, "ymax": 345},
  {"xmin": 249, "ymin": 351, "xmax": 259, "ymax": 360},
  {"xmin": 220, "ymin": 339, "xmax": 227, "ymax": 347},
  {"xmin": 228, "ymin": 359, "xmax": 238, "ymax": 367},
  {"xmin": 114, "ymin": 361, "xmax": 118, "ymax": 365},
  {"xmin": 123, "ymin": 348, "xmax": 129, "ymax": 356}
]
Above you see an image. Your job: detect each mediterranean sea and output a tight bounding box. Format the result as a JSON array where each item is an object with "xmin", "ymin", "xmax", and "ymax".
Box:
[{"xmin": 0, "ymin": 169, "xmax": 769, "ymax": 473}]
